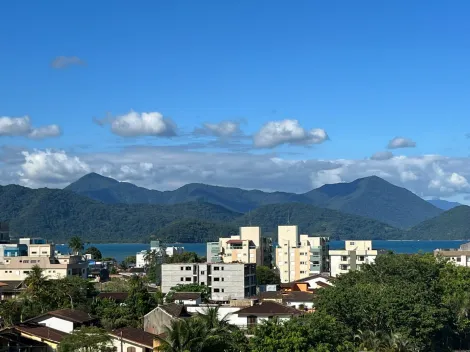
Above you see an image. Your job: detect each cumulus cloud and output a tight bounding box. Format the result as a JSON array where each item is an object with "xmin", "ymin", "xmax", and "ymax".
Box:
[
  {"xmin": 387, "ymin": 137, "xmax": 416, "ymax": 149},
  {"xmin": 51, "ymin": 56, "xmax": 86, "ymax": 69},
  {"xmin": 18, "ymin": 150, "xmax": 90, "ymax": 187},
  {"xmin": 0, "ymin": 116, "xmax": 61, "ymax": 139},
  {"xmin": 95, "ymin": 111, "xmax": 176, "ymax": 137},
  {"xmin": 370, "ymin": 151, "xmax": 394, "ymax": 160},
  {"xmin": 194, "ymin": 120, "xmax": 242, "ymax": 138},
  {"xmin": 253, "ymin": 119, "xmax": 328, "ymax": 148}
]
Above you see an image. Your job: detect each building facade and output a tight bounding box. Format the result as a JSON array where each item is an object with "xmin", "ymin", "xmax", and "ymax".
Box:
[
  {"xmin": 217, "ymin": 226, "xmax": 272, "ymax": 267},
  {"xmin": 434, "ymin": 242, "xmax": 470, "ymax": 266},
  {"xmin": 136, "ymin": 241, "xmax": 184, "ymax": 268},
  {"xmin": 161, "ymin": 262, "xmax": 257, "ymax": 301},
  {"xmin": 275, "ymin": 225, "xmax": 329, "ymax": 283},
  {"xmin": 329, "ymin": 240, "xmax": 381, "ymax": 277}
]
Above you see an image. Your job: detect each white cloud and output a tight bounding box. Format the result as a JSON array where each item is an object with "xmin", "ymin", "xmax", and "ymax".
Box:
[
  {"xmin": 370, "ymin": 151, "xmax": 394, "ymax": 160},
  {"xmin": 253, "ymin": 119, "xmax": 328, "ymax": 148},
  {"xmin": 387, "ymin": 137, "xmax": 416, "ymax": 149},
  {"xmin": 194, "ymin": 120, "xmax": 242, "ymax": 137},
  {"xmin": 19, "ymin": 149, "xmax": 90, "ymax": 187},
  {"xmin": 28, "ymin": 125, "xmax": 61, "ymax": 139},
  {"xmin": 51, "ymin": 56, "xmax": 86, "ymax": 69},
  {"xmin": 98, "ymin": 111, "xmax": 176, "ymax": 137},
  {"xmin": 2, "ymin": 146, "xmax": 470, "ymax": 201},
  {"xmin": 0, "ymin": 116, "xmax": 61, "ymax": 140}
]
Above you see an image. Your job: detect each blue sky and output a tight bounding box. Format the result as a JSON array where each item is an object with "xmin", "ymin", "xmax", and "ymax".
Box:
[{"xmin": 1, "ymin": 0, "xmax": 470, "ymax": 202}]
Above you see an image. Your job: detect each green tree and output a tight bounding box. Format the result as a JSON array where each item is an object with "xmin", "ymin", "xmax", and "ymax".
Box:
[
  {"xmin": 166, "ymin": 284, "xmax": 210, "ymax": 303},
  {"xmin": 256, "ymin": 265, "xmax": 280, "ymax": 285},
  {"xmin": 23, "ymin": 265, "xmax": 51, "ymax": 315},
  {"xmin": 166, "ymin": 252, "xmax": 203, "ymax": 264},
  {"xmin": 158, "ymin": 318, "xmax": 206, "ymax": 352},
  {"xmin": 85, "ymin": 246, "xmax": 102, "ymax": 260},
  {"xmin": 68, "ymin": 236, "xmax": 85, "ymax": 255},
  {"xmin": 125, "ymin": 275, "xmax": 156, "ymax": 327},
  {"xmin": 58, "ymin": 326, "xmax": 112, "ymax": 352}
]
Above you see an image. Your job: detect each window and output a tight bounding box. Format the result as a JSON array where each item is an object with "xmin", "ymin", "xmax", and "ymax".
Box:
[
  {"xmin": 214, "ymin": 267, "xmax": 219, "ymax": 271},
  {"xmin": 185, "ymin": 277, "xmax": 191, "ymax": 281},
  {"xmin": 214, "ymin": 277, "xmax": 220, "ymax": 281},
  {"xmin": 31, "ymin": 251, "xmax": 37, "ymax": 254},
  {"xmin": 180, "ymin": 266, "xmax": 184, "ymax": 270},
  {"xmin": 221, "ymin": 289, "xmax": 225, "ymax": 292},
  {"xmin": 201, "ymin": 282, "xmax": 205, "ymax": 285},
  {"xmin": 127, "ymin": 347, "xmax": 136, "ymax": 352},
  {"xmin": 349, "ymin": 242, "xmax": 355, "ymax": 245},
  {"xmin": 247, "ymin": 316, "xmax": 257, "ymax": 327},
  {"xmin": 457, "ymin": 257, "xmax": 462, "ymax": 262},
  {"xmin": 341, "ymin": 256, "xmax": 348, "ymax": 261},
  {"xmin": 31, "ymin": 260, "xmax": 37, "ymax": 263},
  {"xmin": 340, "ymin": 265, "xmax": 348, "ymax": 270},
  {"xmin": 221, "ymin": 267, "xmax": 224, "ymax": 270},
  {"xmin": 185, "ymin": 266, "xmax": 192, "ymax": 270},
  {"xmin": 23, "ymin": 260, "xmax": 29, "ymax": 263},
  {"xmin": 300, "ymin": 271, "xmax": 306, "ymax": 274},
  {"xmin": 180, "ymin": 277, "xmax": 184, "ymax": 281},
  {"xmin": 213, "ymin": 288, "xmax": 220, "ymax": 292},
  {"xmin": 358, "ymin": 256, "xmax": 365, "ymax": 261},
  {"xmin": 221, "ymin": 278, "xmax": 225, "ymax": 281},
  {"xmin": 201, "ymin": 271, "xmax": 205, "ymax": 275},
  {"xmin": 300, "ymin": 261, "xmax": 306, "ymax": 265}
]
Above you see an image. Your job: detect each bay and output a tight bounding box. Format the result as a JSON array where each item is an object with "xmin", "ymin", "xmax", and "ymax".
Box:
[{"xmin": 56, "ymin": 240, "xmax": 468, "ymax": 263}]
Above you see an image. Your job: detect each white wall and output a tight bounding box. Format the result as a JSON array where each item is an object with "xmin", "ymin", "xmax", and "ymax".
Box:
[
  {"xmin": 186, "ymin": 306, "xmax": 246, "ymax": 327},
  {"xmin": 109, "ymin": 337, "xmax": 147, "ymax": 352},
  {"xmin": 285, "ymin": 301, "xmax": 314, "ymax": 309},
  {"xmin": 37, "ymin": 317, "xmax": 74, "ymax": 333}
]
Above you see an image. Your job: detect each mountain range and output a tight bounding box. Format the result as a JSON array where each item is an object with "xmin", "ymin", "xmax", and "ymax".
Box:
[
  {"xmin": 0, "ymin": 172, "xmax": 468, "ymax": 242},
  {"xmin": 66, "ymin": 173, "xmax": 442, "ymax": 228}
]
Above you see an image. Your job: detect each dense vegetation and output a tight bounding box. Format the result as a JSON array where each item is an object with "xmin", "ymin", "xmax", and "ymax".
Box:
[
  {"xmin": 67, "ymin": 173, "xmax": 442, "ymax": 228},
  {"xmin": 2, "ymin": 180, "xmax": 470, "ymax": 242},
  {"xmin": 156, "ymin": 254, "xmax": 470, "ymax": 351}
]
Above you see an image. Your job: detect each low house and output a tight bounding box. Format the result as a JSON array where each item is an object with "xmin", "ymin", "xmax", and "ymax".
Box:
[
  {"xmin": 109, "ymin": 327, "xmax": 162, "ymax": 352},
  {"xmin": 280, "ymin": 274, "xmax": 333, "ymax": 293},
  {"xmin": 0, "ymin": 328, "xmax": 50, "ymax": 351},
  {"xmin": 260, "ymin": 291, "xmax": 315, "ymax": 311},
  {"xmin": 96, "ymin": 292, "xmax": 129, "ymax": 304},
  {"xmin": 172, "ymin": 292, "xmax": 202, "ymax": 306},
  {"xmin": 144, "ymin": 303, "xmax": 191, "ymax": 335},
  {"xmin": 234, "ymin": 301, "xmax": 301, "ymax": 328},
  {"xmin": 26, "ymin": 309, "xmax": 98, "ymax": 334},
  {"xmin": 10, "ymin": 323, "xmax": 69, "ymax": 351},
  {"xmin": 0, "ymin": 281, "xmax": 25, "ymax": 300}
]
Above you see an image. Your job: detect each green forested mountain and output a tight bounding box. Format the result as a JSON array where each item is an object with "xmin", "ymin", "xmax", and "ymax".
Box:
[
  {"xmin": 408, "ymin": 205, "xmax": 470, "ymax": 239},
  {"xmin": 235, "ymin": 203, "xmax": 403, "ymax": 240},
  {"xmin": 66, "ymin": 173, "xmax": 442, "ymax": 228}
]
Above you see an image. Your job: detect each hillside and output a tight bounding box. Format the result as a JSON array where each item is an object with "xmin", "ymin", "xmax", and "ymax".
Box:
[
  {"xmin": 0, "ymin": 183, "xmax": 410, "ymax": 242},
  {"xmin": 304, "ymin": 176, "xmax": 443, "ymax": 228},
  {"xmin": 408, "ymin": 205, "xmax": 470, "ymax": 240},
  {"xmin": 0, "ymin": 185, "xmax": 240, "ymax": 242},
  {"xmin": 235, "ymin": 203, "xmax": 403, "ymax": 240},
  {"xmin": 66, "ymin": 173, "xmax": 442, "ymax": 228},
  {"xmin": 427, "ymin": 199, "xmax": 462, "ymax": 211}
]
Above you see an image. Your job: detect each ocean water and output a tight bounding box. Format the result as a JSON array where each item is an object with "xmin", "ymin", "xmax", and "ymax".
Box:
[{"xmin": 56, "ymin": 240, "xmax": 469, "ymax": 263}]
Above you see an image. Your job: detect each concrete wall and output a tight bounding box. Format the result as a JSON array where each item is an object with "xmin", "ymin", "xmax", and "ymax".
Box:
[
  {"xmin": 36, "ymin": 317, "xmax": 74, "ymax": 334},
  {"xmin": 210, "ymin": 263, "xmax": 256, "ymax": 301},
  {"xmin": 161, "ymin": 263, "xmax": 198, "ymax": 293},
  {"xmin": 186, "ymin": 306, "xmax": 245, "ymax": 327},
  {"xmin": 109, "ymin": 336, "xmax": 149, "ymax": 352}
]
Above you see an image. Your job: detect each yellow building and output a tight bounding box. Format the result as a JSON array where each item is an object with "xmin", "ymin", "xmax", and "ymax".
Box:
[
  {"xmin": 218, "ymin": 226, "xmax": 272, "ymax": 266},
  {"xmin": 275, "ymin": 225, "xmax": 329, "ymax": 283}
]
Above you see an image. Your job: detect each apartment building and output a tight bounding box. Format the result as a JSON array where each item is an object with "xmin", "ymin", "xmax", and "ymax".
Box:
[
  {"xmin": 136, "ymin": 240, "xmax": 184, "ymax": 268},
  {"xmin": 329, "ymin": 240, "xmax": 382, "ymax": 277},
  {"xmin": 217, "ymin": 226, "xmax": 273, "ymax": 267},
  {"xmin": 434, "ymin": 242, "xmax": 470, "ymax": 266},
  {"xmin": 161, "ymin": 262, "xmax": 257, "ymax": 302},
  {"xmin": 275, "ymin": 225, "xmax": 329, "ymax": 283},
  {"xmin": 0, "ymin": 239, "xmax": 87, "ymax": 281}
]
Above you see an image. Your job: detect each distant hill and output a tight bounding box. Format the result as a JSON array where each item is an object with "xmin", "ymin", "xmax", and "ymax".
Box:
[
  {"xmin": 0, "ymin": 184, "xmax": 240, "ymax": 243},
  {"xmin": 0, "ymin": 183, "xmax": 407, "ymax": 243},
  {"xmin": 234, "ymin": 203, "xmax": 403, "ymax": 240},
  {"xmin": 409, "ymin": 206, "xmax": 470, "ymax": 240},
  {"xmin": 427, "ymin": 199, "xmax": 462, "ymax": 211},
  {"xmin": 66, "ymin": 173, "xmax": 442, "ymax": 228}
]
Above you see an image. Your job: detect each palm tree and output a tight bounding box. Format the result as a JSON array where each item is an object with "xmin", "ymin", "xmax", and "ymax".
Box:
[
  {"xmin": 354, "ymin": 329, "xmax": 383, "ymax": 351},
  {"xmin": 23, "ymin": 265, "xmax": 50, "ymax": 314},
  {"xmin": 68, "ymin": 236, "xmax": 84, "ymax": 255},
  {"xmin": 157, "ymin": 319, "xmax": 206, "ymax": 352}
]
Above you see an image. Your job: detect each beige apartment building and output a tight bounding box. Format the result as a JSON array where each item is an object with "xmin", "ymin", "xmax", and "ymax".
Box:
[
  {"xmin": 218, "ymin": 226, "xmax": 272, "ymax": 267},
  {"xmin": 0, "ymin": 242, "xmax": 87, "ymax": 281},
  {"xmin": 329, "ymin": 240, "xmax": 382, "ymax": 277},
  {"xmin": 275, "ymin": 225, "xmax": 329, "ymax": 283}
]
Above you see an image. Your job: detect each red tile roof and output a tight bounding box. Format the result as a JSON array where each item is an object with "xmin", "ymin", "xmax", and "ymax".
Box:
[
  {"xmin": 44, "ymin": 309, "xmax": 97, "ymax": 324},
  {"xmin": 236, "ymin": 301, "xmax": 302, "ymax": 316},
  {"xmin": 226, "ymin": 240, "xmax": 243, "ymax": 244},
  {"xmin": 110, "ymin": 327, "xmax": 159, "ymax": 347},
  {"xmin": 14, "ymin": 323, "xmax": 69, "ymax": 343}
]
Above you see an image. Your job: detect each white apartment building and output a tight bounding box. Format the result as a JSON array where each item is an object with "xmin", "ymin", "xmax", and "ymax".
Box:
[
  {"xmin": 434, "ymin": 242, "xmax": 470, "ymax": 266},
  {"xmin": 136, "ymin": 241, "xmax": 184, "ymax": 268},
  {"xmin": 275, "ymin": 225, "xmax": 329, "ymax": 283},
  {"xmin": 217, "ymin": 226, "xmax": 272, "ymax": 267},
  {"xmin": 329, "ymin": 240, "xmax": 381, "ymax": 277},
  {"xmin": 161, "ymin": 262, "xmax": 257, "ymax": 302}
]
